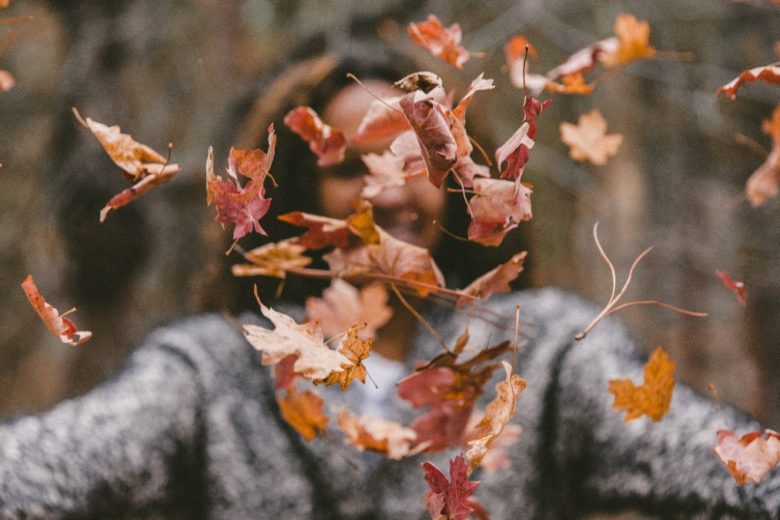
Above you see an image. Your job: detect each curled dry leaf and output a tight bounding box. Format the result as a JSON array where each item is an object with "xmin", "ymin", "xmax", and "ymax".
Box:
[
  {"xmin": 337, "ymin": 411, "xmax": 420, "ymax": 460},
  {"xmin": 352, "ymin": 95, "xmax": 409, "ymax": 145},
  {"xmin": 73, "ymin": 108, "xmax": 181, "ymax": 221},
  {"xmin": 422, "ymin": 455, "xmax": 485, "ymax": 520},
  {"xmin": 716, "ymin": 64, "xmax": 780, "ymax": 100},
  {"xmin": 559, "ymin": 109, "xmax": 623, "ymax": 166},
  {"xmin": 398, "ymin": 341, "xmax": 511, "ymax": 451},
  {"xmin": 21, "ymin": 274, "xmax": 92, "ymax": 347},
  {"xmin": 495, "ymin": 122, "xmax": 534, "ymax": 181},
  {"xmin": 745, "ymin": 105, "xmax": 780, "ymax": 207},
  {"xmin": 0, "ymin": 69, "xmax": 14, "ymax": 92},
  {"xmin": 283, "ymin": 106, "xmax": 347, "ymax": 166},
  {"xmin": 305, "ymin": 279, "xmax": 392, "ymax": 339},
  {"xmin": 231, "ymin": 239, "xmax": 311, "ymax": 279},
  {"xmin": 276, "ymin": 385, "xmax": 329, "ymax": 441},
  {"xmin": 713, "ymin": 429, "xmax": 780, "ymax": 485},
  {"xmin": 278, "ymin": 211, "xmax": 353, "ymax": 249},
  {"xmin": 243, "ymin": 302, "xmax": 353, "ymax": 381},
  {"xmin": 465, "ymin": 361, "xmax": 527, "ymax": 472},
  {"xmin": 451, "ymin": 74, "xmax": 495, "ymax": 122},
  {"xmin": 467, "ymin": 178, "xmax": 533, "ymax": 247},
  {"xmin": 458, "ymin": 251, "xmax": 527, "ymax": 306},
  {"xmin": 407, "ymin": 15, "xmax": 470, "ymax": 70},
  {"xmin": 608, "ymin": 347, "xmax": 675, "ymax": 422},
  {"xmin": 395, "ymin": 71, "xmax": 443, "ymax": 94},
  {"xmin": 716, "ymin": 270, "xmax": 747, "ymax": 307},
  {"xmin": 206, "ymin": 130, "xmax": 275, "ymax": 240},
  {"xmin": 313, "ymin": 324, "xmax": 372, "ymax": 391}
]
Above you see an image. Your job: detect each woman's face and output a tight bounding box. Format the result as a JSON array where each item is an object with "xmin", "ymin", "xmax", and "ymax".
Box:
[{"xmin": 319, "ymin": 81, "xmax": 446, "ymax": 251}]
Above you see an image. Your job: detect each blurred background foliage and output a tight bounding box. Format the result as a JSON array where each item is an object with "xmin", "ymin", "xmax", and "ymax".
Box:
[{"xmin": 0, "ymin": 0, "xmax": 778, "ymax": 474}]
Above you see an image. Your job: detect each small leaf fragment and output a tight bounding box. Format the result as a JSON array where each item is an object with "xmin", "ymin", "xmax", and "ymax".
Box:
[{"xmin": 21, "ymin": 274, "xmax": 92, "ymax": 347}]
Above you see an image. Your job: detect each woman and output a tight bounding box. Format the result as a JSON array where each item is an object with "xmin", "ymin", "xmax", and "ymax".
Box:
[{"xmin": 1, "ymin": 44, "xmax": 778, "ymax": 520}]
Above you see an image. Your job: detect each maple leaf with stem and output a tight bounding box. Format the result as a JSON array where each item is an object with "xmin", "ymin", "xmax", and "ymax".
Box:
[
  {"xmin": 559, "ymin": 109, "xmax": 623, "ymax": 166},
  {"xmin": 231, "ymin": 239, "xmax": 312, "ymax": 279},
  {"xmin": 608, "ymin": 347, "xmax": 675, "ymax": 422},
  {"xmin": 574, "ymin": 222, "xmax": 707, "ymax": 341},
  {"xmin": 21, "ymin": 274, "xmax": 92, "ymax": 346},
  {"xmin": 313, "ymin": 323, "xmax": 373, "ymax": 391}
]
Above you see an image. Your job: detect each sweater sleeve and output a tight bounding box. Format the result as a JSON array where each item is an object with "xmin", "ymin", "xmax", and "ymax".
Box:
[
  {"xmin": 0, "ymin": 329, "xmax": 205, "ymax": 519},
  {"xmin": 551, "ymin": 313, "xmax": 780, "ymax": 518}
]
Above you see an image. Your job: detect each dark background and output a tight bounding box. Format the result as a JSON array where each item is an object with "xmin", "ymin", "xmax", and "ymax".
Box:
[{"xmin": 0, "ymin": 3, "xmax": 778, "ymax": 515}]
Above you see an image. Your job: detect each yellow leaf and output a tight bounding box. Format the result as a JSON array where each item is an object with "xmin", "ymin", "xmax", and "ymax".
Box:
[{"xmin": 608, "ymin": 347, "xmax": 675, "ymax": 422}]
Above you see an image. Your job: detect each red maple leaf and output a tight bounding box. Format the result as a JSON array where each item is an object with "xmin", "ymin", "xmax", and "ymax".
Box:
[
  {"xmin": 284, "ymin": 106, "xmax": 347, "ymax": 166},
  {"xmin": 422, "ymin": 455, "xmax": 486, "ymax": 520},
  {"xmin": 467, "ymin": 178, "xmax": 533, "ymax": 247}
]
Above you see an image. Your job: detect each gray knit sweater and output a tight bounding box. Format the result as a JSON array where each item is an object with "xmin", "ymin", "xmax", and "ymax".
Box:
[{"xmin": 1, "ymin": 288, "xmax": 778, "ymax": 519}]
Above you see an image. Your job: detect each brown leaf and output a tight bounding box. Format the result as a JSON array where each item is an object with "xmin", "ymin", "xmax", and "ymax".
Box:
[
  {"xmin": 458, "ymin": 251, "xmax": 527, "ymax": 305},
  {"xmin": 608, "ymin": 347, "xmax": 675, "ymax": 421},
  {"xmin": 465, "ymin": 361, "xmax": 527, "ymax": 472},
  {"xmin": 278, "ymin": 211, "xmax": 353, "ymax": 249},
  {"xmin": 467, "ymin": 178, "xmax": 533, "ymax": 247},
  {"xmin": 283, "ymin": 106, "xmax": 347, "ymax": 166},
  {"xmin": 337, "ymin": 411, "xmax": 420, "ymax": 459},
  {"xmin": 243, "ymin": 303, "xmax": 353, "ymax": 380},
  {"xmin": 100, "ymin": 163, "xmax": 179, "ymax": 222},
  {"xmin": 313, "ymin": 324, "xmax": 372, "ymax": 391},
  {"xmin": 713, "ymin": 429, "xmax": 780, "ymax": 485},
  {"xmin": 277, "ymin": 385, "xmax": 329, "ymax": 441},
  {"xmin": 305, "ymin": 279, "xmax": 392, "ymax": 339},
  {"xmin": 716, "ymin": 64, "xmax": 780, "ymax": 100},
  {"xmin": 559, "ymin": 109, "xmax": 623, "ymax": 165},
  {"xmin": 231, "ymin": 239, "xmax": 311, "ymax": 279},
  {"xmin": 394, "ymin": 71, "xmax": 443, "ymax": 94},
  {"xmin": 407, "ymin": 15, "xmax": 470, "ymax": 70},
  {"xmin": 21, "ymin": 274, "xmax": 92, "ymax": 347}
]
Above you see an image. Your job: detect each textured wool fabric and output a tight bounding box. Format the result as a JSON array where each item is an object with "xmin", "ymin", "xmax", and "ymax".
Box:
[{"xmin": 1, "ymin": 288, "xmax": 778, "ymax": 519}]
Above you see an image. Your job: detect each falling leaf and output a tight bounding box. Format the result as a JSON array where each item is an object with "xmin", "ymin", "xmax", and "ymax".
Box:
[
  {"xmin": 206, "ymin": 132, "xmax": 275, "ymax": 239},
  {"xmin": 394, "ymin": 71, "xmax": 443, "ymax": 94},
  {"xmin": 284, "ymin": 106, "xmax": 347, "ymax": 167},
  {"xmin": 278, "ymin": 211, "xmax": 353, "ymax": 249},
  {"xmin": 716, "ymin": 271, "xmax": 747, "ymax": 307},
  {"xmin": 458, "ymin": 251, "xmax": 527, "ymax": 305},
  {"xmin": 360, "ymin": 150, "xmax": 425, "ymax": 199},
  {"xmin": 0, "ymin": 69, "xmax": 14, "ymax": 92},
  {"xmin": 608, "ymin": 347, "xmax": 675, "ymax": 422},
  {"xmin": 352, "ymin": 95, "xmax": 409, "ymax": 145},
  {"xmin": 231, "ymin": 239, "xmax": 312, "ymax": 279},
  {"xmin": 599, "ymin": 14, "xmax": 656, "ymax": 67},
  {"xmin": 21, "ymin": 274, "xmax": 92, "ymax": 347},
  {"xmin": 346, "ymin": 199, "xmax": 381, "ymax": 245},
  {"xmin": 452, "ymin": 74, "xmax": 495, "ymax": 122},
  {"xmin": 495, "ymin": 122, "xmax": 534, "ymax": 181},
  {"xmin": 73, "ymin": 108, "xmax": 177, "ymax": 183},
  {"xmin": 544, "ymin": 72, "xmax": 595, "ymax": 95},
  {"xmin": 337, "ymin": 411, "xmax": 421, "ymax": 459},
  {"xmin": 465, "ymin": 362, "xmax": 527, "ymax": 472},
  {"xmin": 745, "ymin": 105, "xmax": 780, "ymax": 207},
  {"xmin": 559, "ymin": 109, "xmax": 623, "ymax": 165},
  {"xmin": 277, "ymin": 385, "xmax": 329, "ymax": 441},
  {"xmin": 407, "ymin": 15, "xmax": 470, "ymax": 70},
  {"xmin": 422, "ymin": 455, "xmax": 485, "ymax": 520},
  {"xmin": 243, "ymin": 302, "xmax": 353, "ymax": 381},
  {"xmin": 505, "ymin": 35, "xmax": 539, "ymax": 90},
  {"xmin": 305, "ymin": 279, "xmax": 392, "ymax": 339},
  {"xmin": 399, "ymin": 91, "xmax": 459, "ymax": 188},
  {"xmin": 716, "ymin": 64, "xmax": 780, "ymax": 100},
  {"xmin": 313, "ymin": 324, "xmax": 372, "ymax": 391},
  {"xmin": 713, "ymin": 429, "xmax": 780, "ymax": 485},
  {"xmin": 398, "ymin": 341, "xmax": 511, "ymax": 451},
  {"xmin": 467, "ymin": 178, "xmax": 533, "ymax": 247},
  {"xmin": 73, "ymin": 108, "xmax": 182, "ymax": 221}
]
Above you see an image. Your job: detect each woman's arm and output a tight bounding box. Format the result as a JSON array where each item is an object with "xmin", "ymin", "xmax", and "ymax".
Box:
[
  {"xmin": 553, "ymin": 315, "xmax": 780, "ymax": 518},
  {"xmin": 0, "ymin": 339, "xmax": 203, "ymax": 519}
]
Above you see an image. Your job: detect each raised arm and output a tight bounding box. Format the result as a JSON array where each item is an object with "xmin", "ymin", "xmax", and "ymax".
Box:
[
  {"xmin": 553, "ymin": 315, "xmax": 780, "ymax": 518},
  {"xmin": 0, "ymin": 334, "xmax": 203, "ymax": 519}
]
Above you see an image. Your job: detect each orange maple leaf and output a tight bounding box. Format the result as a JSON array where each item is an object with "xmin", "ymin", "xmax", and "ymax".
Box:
[
  {"xmin": 276, "ymin": 385, "xmax": 329, "ymax": 441},
  {"xmin": 545, "ymin": 72, "xmax": 595, "ymax": 95},
  {"xmin": 600, "ymin": 13, "xmax": 656, "ymax": 67},
  {"xmin": 21, "ymin": 274, "xmax": 92, "ymax": 347},
  {"xmin": 313, "ymin": 324, "xmax": 372, "ymax": 391},
  {"xmin": 559, "ymin": 109, "xmax": 623, "ymax": 166},
  {"xmin": 608, "ymin": 347, "xmax": 675, "ymax": 422},
  {"xmin": 407, "ymin": 15, "xmax": 470, "ymax": 70}
]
